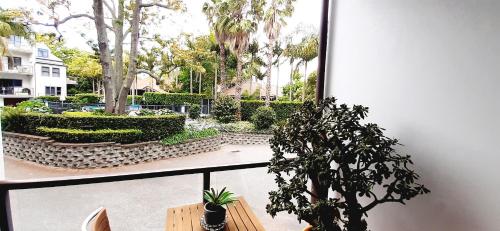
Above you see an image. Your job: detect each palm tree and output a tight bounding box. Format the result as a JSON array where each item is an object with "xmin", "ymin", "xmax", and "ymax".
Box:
[
  {"xmin": 283, "ymin": 42, "xmax": 301, "ymax": 100},
  {"xmin": 263, "ymin": 0, "xmax": 295, "ymax": 106},
  {"xmin": 226, "ymin": 0, "xmax": 264, "ymax": 120},
  {"xmin": 0, "ymin": 9, "xmax": 31, "ymax": 71},
  {"xmin": 203, "ymin": 0, "xmax": 231, "ymax": 93},
  {"xmin": 298, "ymin": 35, "xmax": 319, "ymax": 101}
]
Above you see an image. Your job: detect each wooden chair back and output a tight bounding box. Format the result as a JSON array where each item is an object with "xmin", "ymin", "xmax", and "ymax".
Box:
[{"xmin": 92, "ymin": 208, "xmax": 111, "ymax": 231}]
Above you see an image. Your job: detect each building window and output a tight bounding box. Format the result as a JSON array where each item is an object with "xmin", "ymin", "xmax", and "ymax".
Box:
[
  {"xmin": 37, "ymin": 48, "xmax": 49, "ymax": 58},
  {"xmin": 9, "ymin": 36, "xmax": 21, "ymax": 46},
  {"xmin": 41, "ymin": 66, "xmax": 50, "ymax": 76},
  {"xmin": 7, "ymin": 57, "xmax": 22, "ymax": 70},
  {"xmin": 52, "ymin": 68, "xmax": 60, "ymax": 77},
  {"xmin": 45, "ymin": 86, "xmax": 61, "ymax": 96}
]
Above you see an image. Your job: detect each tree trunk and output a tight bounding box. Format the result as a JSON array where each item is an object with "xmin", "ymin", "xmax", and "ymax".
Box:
[
  {"xmin": 276, "ymin": 59, "xmax": 280, "ymax": 98},
  {"xmin": 289, "ymin": 60, "xmax": 293, "ymax": 101},
  {"xmin": 114, "ymin": 0, "xmax": 142, "ymax": 114},
  {"xmin": 92, "ymin": 0, "xmax": 115, "ymax": 113},
  {"xmin": 302, "ymin": 61, "xmax": 307, "ymax": 102},
  {"xmin": 190, "ymin": 68, "xmax": 193, "ymax": 94},
  {"xmin": 113, "ymin": 0, "xmax": 125, "ymax": 99},
  {"xmin": 235, "ymin": 55, "xmax": 243, "ymax": 120},
  {"xmin": 214, "ymin": 68, "xmax": 217, "ymax": 100},
  {"xmin": 218, "ymin": 43, "xmax": 227, "ymax": 92},
  {"xmin": 199, "ymin": 73, "xmax": 202, "ymax": 94},
  {"xmin": 265, "ymin": 38, "xmax": 274, "ymax": 106}
]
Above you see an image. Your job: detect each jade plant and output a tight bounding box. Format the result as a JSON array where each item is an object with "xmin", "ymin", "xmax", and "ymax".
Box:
[{"xmin": 266, "ymin": 97, "xmax": 430, "ymax": 231}]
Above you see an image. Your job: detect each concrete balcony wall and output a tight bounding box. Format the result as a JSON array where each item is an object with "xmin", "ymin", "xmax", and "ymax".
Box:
[{"xmin": 327, "ymin": 0, "xmax": 500, "ymax": 230}]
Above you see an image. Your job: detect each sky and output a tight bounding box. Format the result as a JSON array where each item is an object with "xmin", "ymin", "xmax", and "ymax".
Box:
[{"xmin": 2, "ymin": 0, "xmax": 322, "ymax": 91}]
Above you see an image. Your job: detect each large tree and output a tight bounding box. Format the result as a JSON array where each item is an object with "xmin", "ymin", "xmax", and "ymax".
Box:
[
  {"xmin": 297, "ymin": 35, "xmax": 319, "ymax": 101},
  {"xmin": 263, "ymin": 0, "xmax": 295, "ymax": 106},
  {"xmin": 0, "ymin": 8, "xmax": 31, "ymax": 71},
  {"xmin": 38, "ymin": 0, "xmax": 185, "ymax": 113}
]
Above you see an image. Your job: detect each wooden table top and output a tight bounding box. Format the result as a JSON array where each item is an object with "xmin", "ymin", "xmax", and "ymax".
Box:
[{"xmin": 165, "ymin": 197, "xmax": 265, "ymax": 231}]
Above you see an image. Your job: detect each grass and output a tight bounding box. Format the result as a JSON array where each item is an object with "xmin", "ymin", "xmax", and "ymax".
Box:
[{"xmin": 161, "ymin": 128, "xmax": 220, "ymax": 145}]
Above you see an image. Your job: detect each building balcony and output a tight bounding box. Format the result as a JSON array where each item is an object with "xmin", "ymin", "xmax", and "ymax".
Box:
[
  {"xmin": 7, "ymin": 43, "xmax": 33, "ymax": 54},
  {"xmin": 0, "ymin": 87, "xmax": 34, "ymax": 98},
  {"xmin": 0, "ymin": 66, "xmax": 33, "ymax": 76}
]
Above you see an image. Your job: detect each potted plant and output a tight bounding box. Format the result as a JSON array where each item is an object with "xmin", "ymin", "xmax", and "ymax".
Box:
[
  {"xmin": 266, "ymin": 97, "xmax": 430, "ymax": 231},
  {"xmin": 203, "ymin": 187, "xmax": 237, "ymax": 229}
]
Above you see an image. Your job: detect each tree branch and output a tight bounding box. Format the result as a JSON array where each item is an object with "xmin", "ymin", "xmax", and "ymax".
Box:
[
  {"xmin": 137, "ymin": 69, "xmax": 161, "ymax": 83},
  {"xmin": 140, "ymin": 2, "xmax": 176, "ymax": 9},
  {"xmin": 103, "ymin": 0, "xmax": 117, "ymax": 19},
  {"xmin": 33, "ymin": 13, "xmax": 115, "ymax": 32}
]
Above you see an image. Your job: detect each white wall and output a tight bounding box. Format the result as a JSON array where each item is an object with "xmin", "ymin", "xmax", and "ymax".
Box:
[{"xmin": 327, "ymin": 0, "xmax": 500, "ymax": 230}]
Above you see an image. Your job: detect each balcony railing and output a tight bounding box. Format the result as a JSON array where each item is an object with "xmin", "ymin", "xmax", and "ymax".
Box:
[
  {"xmin": 0, "ymin": 161, "xmax": 270, "ymax": 231},
  {"xmin": 1, "ymin": 66, "xmax": 32, "ymax": 75},
  {"xmin": 0, "ymin": 87, "xmax": 33, "ymax": 97}
]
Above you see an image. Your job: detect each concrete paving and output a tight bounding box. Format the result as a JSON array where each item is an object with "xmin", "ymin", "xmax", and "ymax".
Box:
[{"xmin": 4, "ymin": 144, "xmax": 305, "ymax": 231}]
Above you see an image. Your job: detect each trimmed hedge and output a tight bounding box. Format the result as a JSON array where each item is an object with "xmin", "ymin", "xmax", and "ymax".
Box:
[
  {"xmin": 127, "ymin": 95, "xmax": 143, "ymax": 105},
  {"xmin": 251, "ymin": 106, "xmax": 276, "ymax": 130},
  {"xmin": 241, "ymin": 100, "xmax": 302, "ymax": 121},
  {"xmin": 143, "ymin": 92, "xmax": 205, "ymax": 105},
  {"xmin": 7, "ymin": 113, "xmax": 185, "ymax": 141},
  {"xmin": 161, "ymin": 128, "xmax": 220, "ymax": 145},
  {"xmin": 36, "ymin": 94, "xmax": 100, "ymax": 104},
  {"xmin": 36, "ymin": 96, "xmax": 62, "ymax": 102},
  {"xmin": 37, "ymin": 127, "xmax": 143, "ymax": 144}
]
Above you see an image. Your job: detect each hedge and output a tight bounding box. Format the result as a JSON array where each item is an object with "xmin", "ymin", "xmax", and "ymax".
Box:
[
  {"xmin": 143, "ymin": 92, "xmax": 205, "ymax": 105},
  {"xmin": 241, "ymin": 100, "xmax": 302, "ymax": 121},
  {"xmin": 36, "ymin": 127, "xmax": 143, "ymax": 144},
  {"xmin": 7, "ymin": 113, "xmax": 185, "ymax": 141},
  {"xmin": 36, "ymin": 94, "xmax": 100, "ymax": 104},
  {"xmin": 127, "ymin": 95, "xmax": 143, "ymax": 105},
  {"xmin": 161, "ymin": 128, "xmax": 220, "ymax": 146}
]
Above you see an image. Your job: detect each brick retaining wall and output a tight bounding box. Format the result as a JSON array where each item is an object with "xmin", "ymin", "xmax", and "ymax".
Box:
[{"xmin": 2, "ymin": 132, "xmax": 272, "ymax": 169}]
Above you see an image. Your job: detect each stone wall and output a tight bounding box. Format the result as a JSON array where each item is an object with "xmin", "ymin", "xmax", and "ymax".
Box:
[
  {"xmin": 3, "ymin": 132, "xmax": 222, "ymax": 169},
  {"xmin": 2, "ymin": 132, "xmax": 272, "ymax": 169}
]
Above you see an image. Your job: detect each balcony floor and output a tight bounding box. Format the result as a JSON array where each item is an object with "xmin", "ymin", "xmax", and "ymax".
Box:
[{"xmin": 4, "ymin": 144, "xmax": 304, "ymax": 231}]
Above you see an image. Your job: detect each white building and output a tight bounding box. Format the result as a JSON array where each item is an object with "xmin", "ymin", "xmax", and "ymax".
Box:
[{"xmin": 0, "ymin": 35, "xmax": 67, "ymax": 106}]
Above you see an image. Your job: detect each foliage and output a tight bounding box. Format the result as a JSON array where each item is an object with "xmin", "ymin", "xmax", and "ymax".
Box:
[
  {"xmin": 36, "ymin": 127, "xmax": 143, "ymax": 144},
  {"xmin": 0, "ymin": 9, "xmax": 32, "ymax": 71},
  {"xmin": 213, "ymin": 96, "xmax": 238, "ymax": 123},
  {"xmin": 189, "ymin": 104, "xmax": 201, "ymax": 119},
  {"xmin": 74, "ymin": 93, "xmax": 101, "ymax": 104},
  {"xmin": 1, "ymin": 106, "xmax": 23, "ymax": 131},
  {"xmin": 267, "ymin": 97, "xmax": 430, "ymax": 231},
  {"xmin": 161, "ymin": 128, "xmax": 220, "ymax": 145},
  {"xmin": 203, "ymin": 187, "xmax": 237, "ymax": 207},
  {"xmin": 62, "ymin": 111, "xmax": 93, "ymax": 117},
  {"xmin": 251, "ymin": 106, "xmax": 276, "ymax": 130},
  {"xmin": 240, "ymin": 100, "xmax": 302, "ymax": 121},
  {"xmin": 143, "ymin": 92, "xmax": 205, "ymax": 105},
  {"xmin": 127, "ymin": 95, "xmax": 143, "ymax": 105},
  {"xmin": 6, "ymin": 113, "xmax": 185, "ymax": 141},
  {"xmin": 242, "ymin": 90, "xmax": 260, "ymax": 100},
  {"xmin": 282, "ymin": 70, "xmax": 316, "ymax": 101},
  {"xmin": 16, "ymin": 100, "xmax": 52, "ymax": 113},
  {"xmin": 36, "ymin": 96, "xmax": 63, "ymax": 102}
]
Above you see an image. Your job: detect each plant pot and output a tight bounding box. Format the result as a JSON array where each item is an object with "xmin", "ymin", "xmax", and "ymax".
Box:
[
  {"xmin": 204, "ymin": 202, "xmax": 226, "ymax": 226},
  {"xmin": 303, "ymin": 225, "xmax": 313, "ymax": 231}
]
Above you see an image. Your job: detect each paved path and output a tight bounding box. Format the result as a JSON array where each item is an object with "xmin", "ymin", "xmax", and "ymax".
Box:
[{"xmin": 4, "ymin": 144, "xmax": 304, "ymax": 231}]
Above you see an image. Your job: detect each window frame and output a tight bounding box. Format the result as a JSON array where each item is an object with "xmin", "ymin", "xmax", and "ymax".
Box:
[
  {"xmin": 52, "ymin": 68, "xmax": 60, "ymax": 77},
  {"xmin": 37, "ymin": 48, "xmax": 49, "ymax": 58},
  {"xmin": 41, "ymin": 66, "xmax": 50, "ymax": 76}
]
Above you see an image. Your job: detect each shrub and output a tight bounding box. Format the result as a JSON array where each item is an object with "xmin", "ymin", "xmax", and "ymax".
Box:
[
  {"xmin": 16, "ymin": 100, "xmax": 52, "ymax": 113},
  {"xmin": 127, "ymin": 95, "xmax": 143, "ymax": 105},
  {"xmin": 251, "ymin": 106, "xmax": 276, "ymax": 130},
  {"xmin": 267, "ymin": 98, "xmax": 430, "ymax": 231},
  {"xmin": 240, "ymin": 100, "xmax": 302, "ymax": 121},
  {"xmin": 37, "ymin": 127, "xmax": 143, "ymax": 144},
  {"xmin": 1, "ymin": 106, "xmax": 23, "ymax": 131},
  {"xmin": 74, "ymin": 93, "xmax": 101, "ymax": 104},
  {"xmin": 6, "ymin": 113, "xmax": 185, "ymax": 141},
  {"xmin": 161, "ymin": 128, "xmax": 220, "ymax": 145},
  {"xmin": 36, "ymin": 96, "xmax": 60, "ymax": 102},
  {"xmin": 143, "ymin": 92, "xmax": 205, "ymax": 105},
  {"xmin": 213, "ymin": 96, "xmax": 238, "ymax": 123},
  {"xmin": 189, "ymin": 104, "xmax": 201, "ymax": 119},
  {"xmin": 62, "ymin": 111, "xmax": 93, "ymax": 117}
]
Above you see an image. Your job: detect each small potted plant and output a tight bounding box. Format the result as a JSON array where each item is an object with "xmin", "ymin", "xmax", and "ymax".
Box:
[{"xmin": 203, "ymin": 187, "xmax": 237, "ymax": 230}]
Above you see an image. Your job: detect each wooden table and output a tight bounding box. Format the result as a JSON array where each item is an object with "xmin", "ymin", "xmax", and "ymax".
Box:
[{"xmin": 165, "ymin": 197, "xmax": 265, "ymax": 231}]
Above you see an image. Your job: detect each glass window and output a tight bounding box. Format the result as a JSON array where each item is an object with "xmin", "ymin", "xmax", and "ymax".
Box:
[
  {"xmin": 52, "ymin": 68, "xmax": 60, "ymax": 77},
  {"xmin": 45, "ymin": 86, "xmax": 61, "ymax": 96},
  {"xmin": 13, "ymin": 80, "xmax": 22, "ymax": 87},
  {"xmin": 56, "ymin": 87, "xmax": 61, "ymax": 95},
  {"xmin": 37, "ymin": 48, "xmax": 49, "ymax": 58},
  {"xmin": 41, "ymin": 66, "xmax": 50, "ymax": 76},
  {"xmin": 7, "ymin": 57, "xmax": 22, "ymax": 70},
  {"xmin": 9, "ymin": 36, "xmax": 21, "ymax": 46}
]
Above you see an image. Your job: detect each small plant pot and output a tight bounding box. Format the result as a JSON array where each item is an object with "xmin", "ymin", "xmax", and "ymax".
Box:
[{"xmin": 204, "ymin": 202, "xmax": 226, "ymax": 226}]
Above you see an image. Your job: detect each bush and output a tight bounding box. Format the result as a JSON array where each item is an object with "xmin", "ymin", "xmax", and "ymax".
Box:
[
  {"xmin": 74, "ymin": 93, "xmax": 101, "ymax": 104},
  {"xmin": 127, "ymin": 95, "xmax": 143, "ymax": 105},
  {"xmin": 16, "ymin": 100, "xmax": 52, "ymax": 113},
  {"xmin": 240, "ymin": 100, "xmax": 302, "ymax": 121},
  {"xmin": 189, "ymin": 104, "xmax": 201, "ymax": 119},
  {"xmin": 161, "ymin": 128, "xmax": 220, "ymax": 145},
  {"xmin": 62, "ymin": 111, "xmax": 93, "ymax": 117},
  {"xmin": 1, "ymin": 106, "xmax": 23, "ymax": 131},
  {"xmin": 143, "ymin": 92, "xmax": 205, "ymax": 105},
  {"xmin": 37, "ymin": 127, "xmax": 143, "ymax": 144},
  {"xmin": 213, "ymin": 96, "xmax": 238, "ymax": 123},
  {"xmin": 36, "ymin": 96, "xmax": 60, "ymax": 102},
  {"xmin": 6, "ymin": 113, "xmax": 185, "ymax": 141},
  {"xmin": 251, "ymin": 106, "xmax": 276, "ymax": 130}
]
